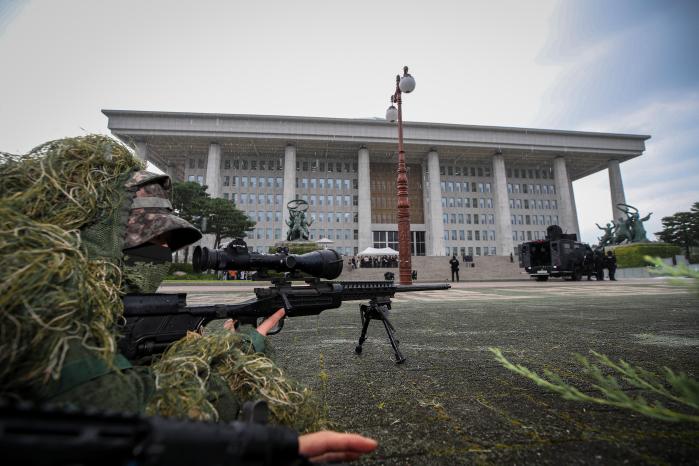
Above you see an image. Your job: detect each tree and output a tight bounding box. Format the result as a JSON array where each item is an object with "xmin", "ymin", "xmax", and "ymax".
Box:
[
  {"xmin": 172, "ymin": 181, "xmax": 210, "ymax": 226},
  {"xmin": 655, "ymin": 203, "xmax": 699, "ymax": 257},
  {"xmin": 202, "ymin": 198, "xmax": 256, "ymax": 249},
  {"xmin": 171, "ymin": 182, "xmax": 256, "ymax": 258}
]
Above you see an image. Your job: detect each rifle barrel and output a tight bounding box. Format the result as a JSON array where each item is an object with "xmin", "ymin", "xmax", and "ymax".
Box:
[{"xmin": 394, "ymin": 283, "xmax": 451, "ymax": 292}]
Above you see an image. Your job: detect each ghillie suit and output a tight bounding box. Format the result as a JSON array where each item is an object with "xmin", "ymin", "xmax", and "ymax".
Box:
[{"xmin": 0, "ymin": 135, "xmax": 322, "ymax": 431}]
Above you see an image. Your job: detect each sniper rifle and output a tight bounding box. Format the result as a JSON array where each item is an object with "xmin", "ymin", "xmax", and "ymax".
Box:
[{"xmin": 119, "ymin": 240, "xmax": 450, "ymax": 363}]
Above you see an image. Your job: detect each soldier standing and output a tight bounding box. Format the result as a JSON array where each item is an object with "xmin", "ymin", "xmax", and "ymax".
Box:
[
  {"xmin": 605, "ymin": 250, "xmax": 618, "ymax": 281},
  {"xmin": 449, "ymin": 255, "xmax": 460, "ymax": 282},
  {"xmin": 594, "ymin": 249, "xmax": 605, "ymax": 280}
]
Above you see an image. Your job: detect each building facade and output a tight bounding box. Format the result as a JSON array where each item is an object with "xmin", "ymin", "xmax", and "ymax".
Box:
[{"xmin": 104, "ymin": 110, "xmax": 649, "ymax": 256}]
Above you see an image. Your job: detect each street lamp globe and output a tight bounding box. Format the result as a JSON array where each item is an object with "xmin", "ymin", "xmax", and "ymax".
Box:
[
  {"xmin": 385, "ymin": 104, "xmax": 398, "ymax": 122},
  {"xmin": 399, "ymin": 72, "xmax": 416, "ymax": 93}
]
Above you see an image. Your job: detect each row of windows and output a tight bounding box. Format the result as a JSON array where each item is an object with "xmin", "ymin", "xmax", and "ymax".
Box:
[
  {"xmin": 308, "ymin": 212, "xmax": 357, "ymax": 224},
  {"xmin": 297, "ymin": 178, "xmax": 356, "ymax": 190},
  {"xmin": 443, "ymin": 213, "xmax": 495, "ymax": 225},
  {"xmin": 507, "ymin": 168, "xmax": 554, "ymax": 180},
  {"xmin": 297, "ymin": 195, "xmax": 356, "ymax": 208},
  {"xmin": 442, "ymin": 197, "xmax": 493, "ymax": 209},
  {"xmin": 223, "ymin": 193, "xmax": 283, "ymax": 205},
  {"xmin": 513, "ymin": 230, "xmax": 547, "ymax": 242},
  {"xmin": 223, "ymin": 176, "xmax": 283, "ymax": 188},
  {"xmin": 441, "ymin": 181, "xmax": 491, "ymax": 193},
  {"xmin": 444, "ymin": 229, "xmax": 496, "ymax": 241},
  {"xmin": 297, "ymin": 160, "xmax": 358, "ymax": 173},
  {"xmin": 189, "ymin": 158, "xmax": 286, "ymax": 171},
  {"xmin": 235, "ymin": 210, "xmax": 357, "ymax": 226},
  {"xmin": 507, "ymin": 183, "xmax": 556, "ymax": 195},
  {"xmin": 509, "ymin": 199, "xmax": 558, "ymax": 210},
  {"xmin": 248, "ymin": 228, "xmax": 283, "ymax": 241},
  {"xmin": 446, "ymin": 246, "xmax": 497, "ymax": 257},
  {"xmin": 439, "ymin": 166, "xmax": 491, "ymax": 177},
  {"xmin": 242, "ymin": 211, "xmax": 281, "ymax": 223},
  {"xmin": 511, "ymin": 214, "xmax": 559, "ymax": 225},
  {"xmin": 309, "ymin": 229, "xmax": 356, "ymax": 241}
]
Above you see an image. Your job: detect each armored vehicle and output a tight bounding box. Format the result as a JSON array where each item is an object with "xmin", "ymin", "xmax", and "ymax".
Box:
[{"xmin": 518, "ymin": 225, "xmax": 591, "ymax": 281}]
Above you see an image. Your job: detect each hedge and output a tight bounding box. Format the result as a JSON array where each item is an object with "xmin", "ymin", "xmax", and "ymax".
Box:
[
  {"xmin": 613, "ymin": 243, "xmax": 681, "ymax": 268},
  {"xmin": 267, "ymin": 243, "xmax": 322, "ymax": 255}
]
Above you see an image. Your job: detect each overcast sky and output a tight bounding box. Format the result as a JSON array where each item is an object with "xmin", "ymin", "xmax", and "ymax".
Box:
[{"xmin": 1, "ymin": 0, "xmax": 697, "ymax": 244}]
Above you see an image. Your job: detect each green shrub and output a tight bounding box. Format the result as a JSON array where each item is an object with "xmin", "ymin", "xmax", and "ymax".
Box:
[
  {"xmin": 613, "ymin": 243, "xmax": 680, "ymax": 268},
  {"xmin": 169, "ymin": 262, "xmax": 194, "ymax": 274},
  {"xmin": 166, "ymin": 262, "xmax": 217, "ymax": 280},
  {"xmin": 267, "ymin": 243, "xmax": 322, "ymax": 255}
]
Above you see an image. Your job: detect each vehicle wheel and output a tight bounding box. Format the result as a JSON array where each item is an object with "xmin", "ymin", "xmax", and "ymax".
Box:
[
  {"xmin": 573, "ymin": 268, "xmax": 583, "ymax": 281},
  {"xmin": 535, "ymin": 276, "xmax": 549, "ymax": 282}
]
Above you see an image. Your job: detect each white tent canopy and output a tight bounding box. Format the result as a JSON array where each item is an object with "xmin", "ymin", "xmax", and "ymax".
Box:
[{"xmin": 358, "ymin": 247, "xmax": 399, "ymax": 256}]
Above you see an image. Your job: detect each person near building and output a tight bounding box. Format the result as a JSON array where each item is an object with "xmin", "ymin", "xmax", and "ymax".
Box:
[
  {"xmin": 449, "ymin": 255, "xmax": 460, "ymax": 282},
  {"xmin": 594, "ymin": 248, "xmax": 605, "ymax": 280},
  {"xmin": 605, "ymin": 250, "xmax": 618, "ymax": 281}
]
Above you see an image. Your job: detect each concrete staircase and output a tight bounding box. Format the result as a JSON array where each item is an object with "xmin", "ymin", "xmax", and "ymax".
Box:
[{"xmin": 338, "ymin": 255, "xmax": 527, "ymax": 282}]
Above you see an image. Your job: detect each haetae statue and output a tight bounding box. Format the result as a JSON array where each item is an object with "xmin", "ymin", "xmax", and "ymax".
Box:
[{"xmin": 285, "ymin": 199, "xmax": 313, "ymax": 241}]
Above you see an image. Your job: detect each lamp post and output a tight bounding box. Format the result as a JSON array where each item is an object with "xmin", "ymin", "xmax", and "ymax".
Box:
[{"xmin": 386, "ymin": 66, "xmax": 416, "ymax": 285}]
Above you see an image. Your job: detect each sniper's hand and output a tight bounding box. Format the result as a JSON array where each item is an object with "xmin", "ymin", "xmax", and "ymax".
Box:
[
  {"xmin": 299, "ymin": 431, "xmax": 378, "ymax": 463},
  {"xmin": 223, "ymin": 308, "xmax": 286, "ymax": 337}
]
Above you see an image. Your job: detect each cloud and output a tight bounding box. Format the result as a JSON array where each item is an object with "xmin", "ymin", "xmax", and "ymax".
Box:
[
  {"xmin": 573, "ymin": 93, "xmax": 699, "ymax": 243},
  {"xmin": 541, "ymin": 1, "xmax": 699, "ymax": 244}
]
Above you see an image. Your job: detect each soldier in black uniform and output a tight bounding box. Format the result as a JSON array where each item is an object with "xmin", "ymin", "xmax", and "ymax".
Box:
[
  {"xmin": 583, "ymin": 246, "xmax": 595, "ymax": 280},
  {"xmin": 449, "ymin": 255, "xmax": 460, "ymax": 282},
  {"xmin": 594, "ymin": 249, "xmax": 605, "ymax": 280},
  {"xmin": 605, "ymin": 250, "xmax": 618, "ymax": 281}
]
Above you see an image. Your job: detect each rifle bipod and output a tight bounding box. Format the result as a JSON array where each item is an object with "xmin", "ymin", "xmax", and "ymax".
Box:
[{"xmin": 354, "ymin": 297, "xmax": 406, "ymax": 364}]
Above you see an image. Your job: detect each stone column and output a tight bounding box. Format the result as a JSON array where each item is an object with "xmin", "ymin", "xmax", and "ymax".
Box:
[
  {"xmin": 205, "ymin": 143, "xmax": 221, "ymax": 197},
  {"xmin": 553, "ymin": 156, "xmax": 575, "ymax": 234},
  {"xmin": 134, "ymin": 141, "xmax": 148, "ymax": 162},
  {"xmin": 282, "ymin": 144, "xmax": 296, "ymax": 230},
  {"xmin": 426, "ymin": 150, "xmax": 445, "ymax": 256},
  {"xmin": 492, "ymin": 153, "xmax": 514, "ymax": 256},
  {"xmin": 608, "ymin": 159, "xmax": 627, "ymax": 222},
  {"xmin": 568, "ymin": 178, "xmax": 581, "ymax": 239},
  {"xmin": 357, "ymin": 147, "xmax": 372, "ymax": 252},
  {"xmin": 166, "ymin": 161, "xmax": 178, "ymax": 181}
]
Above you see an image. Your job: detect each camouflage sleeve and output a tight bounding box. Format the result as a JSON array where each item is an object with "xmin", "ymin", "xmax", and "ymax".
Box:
[
  {"xmin": 237, "ymin": 325, "xmax": 269, "ymax": 355},
  {"xmin": 47, "ymin": 365, "xmax": 155, "ymax": 414}
]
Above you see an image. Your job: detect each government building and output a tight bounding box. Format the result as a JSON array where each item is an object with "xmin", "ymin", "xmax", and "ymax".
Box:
[{"xmin": 103, "ymin": 110, "xmax": 649, "ymax": 257}]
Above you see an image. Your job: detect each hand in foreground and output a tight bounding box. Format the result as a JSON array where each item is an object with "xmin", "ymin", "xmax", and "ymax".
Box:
[
  {"xmin": 224, "ymin": 308, "xmax": 286, "ymax": 336},
  {"xmin": 298, "ymin": 431, "xmax": 378, "ymax": 463}
]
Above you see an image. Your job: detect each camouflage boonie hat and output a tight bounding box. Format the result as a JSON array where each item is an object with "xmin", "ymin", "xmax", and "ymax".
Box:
[{"xmin": 123, "ymin": 170, "xmax": 202, "ymax": 251}]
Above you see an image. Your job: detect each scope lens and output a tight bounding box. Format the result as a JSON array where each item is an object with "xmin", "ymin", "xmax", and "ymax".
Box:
[{"xmin": 192, "ymin": 246, "xmax": 203, "ymax": 273}]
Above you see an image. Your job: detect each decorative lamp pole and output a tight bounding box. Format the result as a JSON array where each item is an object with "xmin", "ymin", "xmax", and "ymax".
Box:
[{"xmin": 386, "ymin": 66, "xmax": 416, "ymax": 285}]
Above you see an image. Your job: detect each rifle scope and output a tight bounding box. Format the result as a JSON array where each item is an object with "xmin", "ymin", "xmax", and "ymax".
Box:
[{"xmin": 193, "ymin": 241, "xmax": 344, "ymax": 280}]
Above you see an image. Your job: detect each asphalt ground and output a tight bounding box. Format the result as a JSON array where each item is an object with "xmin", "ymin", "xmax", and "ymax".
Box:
[{"xmin": 160, "ymin": 279, "xmax": 699, "ymax": 465}]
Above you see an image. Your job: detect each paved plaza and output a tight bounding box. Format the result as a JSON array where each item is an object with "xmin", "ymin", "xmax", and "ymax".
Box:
[{"xmin": 161, "ymin": 279, "xmax": 699, "ymax": 464}]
